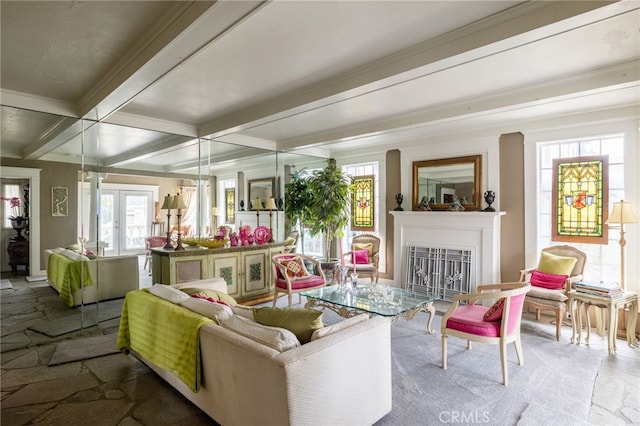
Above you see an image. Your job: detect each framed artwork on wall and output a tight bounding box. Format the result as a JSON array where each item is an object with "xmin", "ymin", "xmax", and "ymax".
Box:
[
  {"xmin": 551, "ymin": 155, "xmax": 608, "ymax": 244},
  {"xmin": 51, "ymin": 186, "xmax": 69, "ymax": 217},
  {"xmin": 51, "ymin": 186, "xmax": 68, "ymax": 217}
]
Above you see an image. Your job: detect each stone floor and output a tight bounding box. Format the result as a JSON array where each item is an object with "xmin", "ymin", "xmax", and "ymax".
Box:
[{"xmin": 1, "ymin": 266, "xmax": 639, "ymax": 425}]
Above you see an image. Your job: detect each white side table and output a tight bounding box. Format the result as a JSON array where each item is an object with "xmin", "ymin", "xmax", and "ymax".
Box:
[{"xmin": 569, "ymin": 290, "xmax": 639, "ymax": 355}]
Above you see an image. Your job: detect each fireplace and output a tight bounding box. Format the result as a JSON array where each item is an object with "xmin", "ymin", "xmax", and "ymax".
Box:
[{"xmin": 390, "ymin": 211, "xmax": 504, "ymax": 298}]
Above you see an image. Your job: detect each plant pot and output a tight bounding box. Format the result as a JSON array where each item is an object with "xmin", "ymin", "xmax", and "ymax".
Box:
[{"xmin": 10, "ymin": 217, "xmax": 28, "ymax": 240}]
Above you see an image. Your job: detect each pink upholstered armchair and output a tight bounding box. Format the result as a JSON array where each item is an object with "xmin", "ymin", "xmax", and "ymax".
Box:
[
  {"xmin": 144, "ymin": 236, "xmax": 167, "ymax": 275},
  {"xmin": 272, "ymin": 253, "xmax": 326, "ymax": 307},
  {"xmin": 441, "ymin": 282, "xmax": 531, "ymax": 386}
]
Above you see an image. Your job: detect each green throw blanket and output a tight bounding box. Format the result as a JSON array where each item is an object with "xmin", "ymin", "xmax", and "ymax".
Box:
[
  {"xmin": 47, "ymin": 253, "xmax": 93, "ymax": 307},
  {"xmin": 116, "ymin": 290, "xmax": 214, "ymax": 392}
]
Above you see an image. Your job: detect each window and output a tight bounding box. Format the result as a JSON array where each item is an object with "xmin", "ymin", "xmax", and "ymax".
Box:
[
  {"xmin": 351, "ymin": 175, "xmax": 375, "ymax": 231},
  {"xmin": 2, "ymin": 184, "xmax": 21, "ymax": 228},
  {"xmin": 225, "ymin": 188, "xmax": 235, "ymax": 224},
  {"xmin": 342, "ymin": 162, "xmax": 381, "ymax": 269},
  {"xmin": 538, "ymin": 134, "xmax": 624, "ymax": 282}
]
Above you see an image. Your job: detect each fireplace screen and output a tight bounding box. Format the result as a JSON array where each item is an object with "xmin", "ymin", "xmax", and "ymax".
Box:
[{"xmin": 405, "ymin": 246, "xmax": 472, "ymax": 301}]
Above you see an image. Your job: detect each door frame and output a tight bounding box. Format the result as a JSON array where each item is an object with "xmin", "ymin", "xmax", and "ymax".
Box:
[{"xmin": 0, "ymin": 167, "xmax": 41, "ymax": 275}]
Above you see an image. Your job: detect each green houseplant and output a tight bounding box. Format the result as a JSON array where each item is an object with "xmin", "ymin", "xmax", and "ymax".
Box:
[
  {"xmin": 284, "ymin": 169, "xmax": 313, "ymax": 252},
  {"xmin": 307, "ymin": 161, "xmax": 352, "ymax": 261}
]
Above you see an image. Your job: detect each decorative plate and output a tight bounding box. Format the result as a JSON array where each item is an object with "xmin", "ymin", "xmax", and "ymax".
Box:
[{"xmin": 254, "ymin": 226, "xmax": 271, "ymax": 245}]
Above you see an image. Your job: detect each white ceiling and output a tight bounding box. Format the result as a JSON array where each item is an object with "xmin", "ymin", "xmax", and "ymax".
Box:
[{"xmin": 1, "ymin": 1, "xmax": 638, "ymax": 175}]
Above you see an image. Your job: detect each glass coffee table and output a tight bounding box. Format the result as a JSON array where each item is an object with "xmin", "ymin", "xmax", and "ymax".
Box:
[{"xmin": 302, "ymin": 284, "xmax": 439, "ymax": 333}]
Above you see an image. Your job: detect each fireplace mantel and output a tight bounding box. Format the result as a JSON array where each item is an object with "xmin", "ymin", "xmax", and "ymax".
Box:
[{"xmin": 390, "ymin": 211, "xmax": 505, "ymax": 291}]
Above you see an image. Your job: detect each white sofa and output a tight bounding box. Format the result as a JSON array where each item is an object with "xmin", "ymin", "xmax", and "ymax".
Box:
[
  {"xmin": 125, "ymin": 278, "xmax": 393, "ymax": 426},
  {"xmin": 44, "ymin": 249, "xmax": 139, "ymax": 306}
]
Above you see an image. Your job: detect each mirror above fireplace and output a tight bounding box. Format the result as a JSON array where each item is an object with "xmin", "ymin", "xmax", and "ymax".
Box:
[{"xmin": 412, "ymin": 154, "xmax": 482, "ymax": 211}]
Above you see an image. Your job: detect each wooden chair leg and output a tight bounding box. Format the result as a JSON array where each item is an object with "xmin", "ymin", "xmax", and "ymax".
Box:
[
  {"xmin": 441, "ymin": 334, "xmax": 448, "ymax": 369},
  {"xmin": 500, "ymin": 341, "xmax": 509, "ymax": 386},
  {"xmin": 555, "ymin": 308, "xmax": 563, "ymax": 341},
  {"xmin": 272, "ymin": 292, "xmax": 278, "ymax": 307},
  {"xmin": 288, "ymin": 294, "xmax": 293, "ymax": 307}
]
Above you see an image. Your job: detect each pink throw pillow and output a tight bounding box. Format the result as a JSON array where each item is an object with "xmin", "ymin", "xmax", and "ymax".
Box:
[
  {"xmin": 352, "ymin": 249, "xmax": 370, "ymax": 265},
  {"xmin": 482, "ymin": 298, "xmax": 505, "ymax": 322},
  {"xmin": 530, "ymin": 270, "xmax": 568, "ymax": 290}
]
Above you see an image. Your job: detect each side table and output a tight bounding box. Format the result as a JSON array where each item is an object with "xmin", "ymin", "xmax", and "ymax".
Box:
[
  {"xmin": 7, "ymin": 238, "xmax": 29, "ymax": 275},
  {"xmin": 569, "ymin": 290, "xmax": 639, "ymax": 355}
]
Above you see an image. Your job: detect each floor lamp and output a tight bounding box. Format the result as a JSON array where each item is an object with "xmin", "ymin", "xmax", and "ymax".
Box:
[
  {"xmin": 161, "ymin": 194, "xmax": 174, "ymax": 250},
  {"xmin": 605, "ymin": 200, "xmax": 638, "ymax": 290},
  {"xmin": 606, "ymin": 200, "xmax": 638, "ymax": 341}
]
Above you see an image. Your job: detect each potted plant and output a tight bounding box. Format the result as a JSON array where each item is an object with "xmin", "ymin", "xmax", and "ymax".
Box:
[
  {"xmin": 284, "ymin": 169, "xmax": 313, "ymax": 253},
  {"xmin": 307, "ymin": 161, "xmax": 352, "ymax": 262}
]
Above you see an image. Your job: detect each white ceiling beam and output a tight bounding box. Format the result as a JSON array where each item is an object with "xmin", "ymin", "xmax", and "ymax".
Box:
[
  {"xmin": 80, "ymin": 1, "xmax": 266, "ymax": 121},
  {"xmin": 100, "ymin": 134, "xmax": 195, "ymax": 167},
  {"xmin": 276, "ymin": 60, "xmax": 640, "ymax": 151},
  {"xmin": 22, "ymin": 117, "xmax": 83, "ymax": 160},
  {"xmin": 199, "ymin": 1, "xmax": 620, "ymax": 139}
]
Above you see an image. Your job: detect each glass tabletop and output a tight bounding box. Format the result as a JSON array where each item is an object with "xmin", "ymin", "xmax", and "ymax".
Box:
[{"xmin": 301, "ymin": 284, "xmax": 438, "ymax": 317}]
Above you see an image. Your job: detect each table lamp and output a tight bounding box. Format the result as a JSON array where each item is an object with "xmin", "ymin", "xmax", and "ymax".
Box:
[
  {"xmin": 161, "ymin": 194, "xmax": 174, "ymax": 250},
  {"xmin": 264, "ymin": 197, "xmax": 278, "ymax": 242},
  {"xmin": 172, "ymin": 193, "xmax": 188, "ymax": 251},
  {"xmin": 211, "ymin": 207, "xmax": 218, "ymax": 235},
  {"xmin": 605, "ymin": 200, "xmax": 638, "ymax": 290},
  {"xmin": 253, "ymin": 196, "xmax": 263, "ymax": 226}
]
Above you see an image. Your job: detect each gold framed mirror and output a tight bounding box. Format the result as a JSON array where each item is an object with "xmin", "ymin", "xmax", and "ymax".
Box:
[
  {"xmin": 412, "ymin": 155, "xmax": 482, "ymax": 211},
  {"xmin": 248, "ymin": 177, "xmax": 275, "ymax": 209}
]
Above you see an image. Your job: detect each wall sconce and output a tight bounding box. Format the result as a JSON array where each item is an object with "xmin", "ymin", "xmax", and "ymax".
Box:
[
  {"xmin": 172, "ymin": 193, "xmax": 188, "ymax": 251},
  {"xmin": 161, "ymin": 194, "xmax": 174, "ymax": 250},
  {"xmin": 605, "ymin": 200, "xmax": 638, "ymax": 290},
  {"xmin": 264, "ymin": 197, "xmax": 277, "ymax": 243}
]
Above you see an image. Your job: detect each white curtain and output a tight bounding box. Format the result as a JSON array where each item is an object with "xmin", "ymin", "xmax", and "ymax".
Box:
[{"xmin": 181, "ymin": 187, "xmax": 197, "ymax": 236}]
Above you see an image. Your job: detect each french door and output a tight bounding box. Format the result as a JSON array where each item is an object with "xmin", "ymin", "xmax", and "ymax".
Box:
[{"xmin": 80, "ymin": 184, "xmax": 155, "ymax": 256}]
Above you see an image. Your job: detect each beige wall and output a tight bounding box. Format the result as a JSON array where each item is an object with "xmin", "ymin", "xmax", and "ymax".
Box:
[
  {"xmin": 499, "ymin": 132, "xmax": 525, "ymax": 282},
  {"xmin": 0, "ymin": 157, "xmax": 184, "ymax": 271},
  {"xmin": 383, "ymin": 149, "xmax": 401, "ymax": 280}
]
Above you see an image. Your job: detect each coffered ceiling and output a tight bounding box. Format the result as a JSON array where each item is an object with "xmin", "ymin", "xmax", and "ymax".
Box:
[{"xmin": 1, "ymin": 1, "xmax": 638, "ymax": 174}]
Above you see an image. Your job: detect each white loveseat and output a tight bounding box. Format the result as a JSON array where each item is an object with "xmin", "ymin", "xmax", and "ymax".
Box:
[
  {"xmin": 44, "ymin": 249, "xmax": 139, "ymax": 306},
  {"xmin": 121, "ymin": 278, "xmax": 393, "ymax": 426}
]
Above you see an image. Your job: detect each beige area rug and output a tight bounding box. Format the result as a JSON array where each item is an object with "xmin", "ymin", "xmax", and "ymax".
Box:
[
  {"xmin": 0, "ymin": 279, "xmax": 13, "ymax": 290},
  {"xmin": 49, "ymin": 333, "xmax": 119, "ymax": 365}
]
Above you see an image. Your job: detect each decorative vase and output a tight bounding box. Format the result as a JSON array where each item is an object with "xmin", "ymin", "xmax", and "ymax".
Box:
[
  {"xmin": 394, "ymin": 193, "xmax": 404, "ymax": 211},
  {"xmin": 483, "ymin": 191, "xmax": 496, "ymax": 212},
  {"xmin": 10, "ymin": 217, "xmax": 28, "ymax": 240}
]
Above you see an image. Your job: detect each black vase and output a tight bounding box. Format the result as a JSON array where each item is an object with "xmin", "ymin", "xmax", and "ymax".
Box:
[
  {"xmin": 483, "ymin": 191, "xmax": 496, "ymax": 212},
  {"xmin": 394, "ymin": 193, "xmax": 404, "ymax": 211}
]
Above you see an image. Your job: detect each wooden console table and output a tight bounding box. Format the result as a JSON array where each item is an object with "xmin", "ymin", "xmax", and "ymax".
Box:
[
  {"xmin": 569, "ymin": 290, "xmax": 639, "ymax": 355},
  {"xmin": 151, "ymin": 242, "xmax": 284, "ymax": 302}
]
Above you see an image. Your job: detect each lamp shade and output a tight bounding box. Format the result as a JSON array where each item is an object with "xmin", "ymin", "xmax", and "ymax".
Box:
[
  {"xmin": 606, "ymin": 200, "xmax": 638, "ymax": 224},
  {"xmin": 160, "ymin": 194, "xmax": 174, "ymax": 209},
  {"xmin": 171, "ymin": 194, "xmax": 187, "ymax": 210},
  {"xmin": 253, "ymin": 197, "xmax": 263, "ymax": 210},
  {"xmin": 264, "ymin": 197, "xmax": 277, "ymax": 211}
]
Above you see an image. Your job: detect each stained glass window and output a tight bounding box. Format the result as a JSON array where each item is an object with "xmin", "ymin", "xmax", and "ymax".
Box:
[
  {"xmin": 552, "ymin": 155, "xmax": 608, "ymax": 243},
  {"xmin": 225, "ymin": 188, "xmax": 235, "ymax": 224},
  {"xmin": 351, "ymin": 175, "xmax": 374, "ymax": 231}
]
